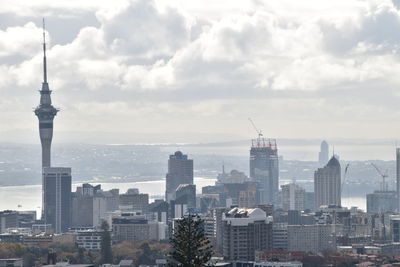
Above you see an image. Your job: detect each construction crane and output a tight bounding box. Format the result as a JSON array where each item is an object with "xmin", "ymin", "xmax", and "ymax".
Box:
[
  {"xmin": 341, "ymin": 163, "xmax": 350, "ymax": 196},
  {"xmin": 248, "ymin": 118, "xmax": 263, "ymax": 138},
  {"xmin": 371, "ymin": 163, "xmax": 389, "ymax": 191}
]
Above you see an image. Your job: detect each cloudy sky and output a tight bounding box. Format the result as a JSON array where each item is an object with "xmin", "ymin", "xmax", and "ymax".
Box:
[{"xmin": 1, "ymin": 0, "xmax": 400, "ymax": 144}]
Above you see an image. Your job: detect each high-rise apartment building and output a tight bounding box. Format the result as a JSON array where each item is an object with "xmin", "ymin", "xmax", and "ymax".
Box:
[
  {"xmin": 314, "ymin": 156, "xmax": 341, "ymax": 209},
  {"xmin": 165, "ymin": 151, "xmax": 193, "ymax": 202},
  {"xmin": 222, "ymin": 207, "xmax": 273, "ymax": 261},
  {"xmin": 281, "ymin": 183, "xmax": 305, "ymax": 211},
  {"xmin": 42, "ymin": 167, "xmax": 72, "ymax": 233},
  {"xmin": 250, "ymin": 138, "xmax": 279, "ymax": 204},
  {"xmin": 319, "ymin": 140, "xmax": 329, "ymax": 167}
]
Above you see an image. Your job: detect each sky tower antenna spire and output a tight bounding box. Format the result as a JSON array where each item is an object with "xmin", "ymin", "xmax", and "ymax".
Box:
[{"xmin": 42, "ymin": 18, "xmax": 47, "ymax": 84}]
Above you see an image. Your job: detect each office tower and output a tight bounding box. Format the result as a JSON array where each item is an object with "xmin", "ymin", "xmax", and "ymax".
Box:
[
  {"xmin": 281, "ymin": 183, "xmax": 306, "ymax": 211},
  {"xmin": 314, "ymin": 156, "xmax": 341, "ymax": 209},
  {"xmin": 287, "ymin": 224, "xmax": 336, "ymax": 253},
  {"xmin": 165, "ymin": 151, "xmax": 193, "ymax": 202},
  {"xmin": 319, "ymin": 140, "xmax": 329, "ymax": 166},
  {"xmin": 222, "ymin": 207, "xmax": 273, "ymax": 261},
  {"xmin": 43, "ymin": 167, "xmax": 72, "ymax": 233},
  {"xmin": 71, "ymin": 184, "xmax": 119, "ymax": 228},
  {"xmin": 34, "ymin": 23, "xmax": 58, "ymax": 169},
  {"xmin": 119, "ymin": 189, "xmax": 149, "ymax": 212},
  {"xmin": 366, "ymin": 190, "xmax": 397, "ymax": 213},
  {"xmin": 249, "ymin": 137, "xmax": 279, "ymax": 204},
  {"xmin": 397, "ymin": 148, "xmax": 400, "ymax": 212},
  {"xmin": 175, "ymin": 184, "xmax": 196, "ymax": 209},
  {"xmin": 0, "ymin": 211, "xmax": 18, "ymax": 233}
]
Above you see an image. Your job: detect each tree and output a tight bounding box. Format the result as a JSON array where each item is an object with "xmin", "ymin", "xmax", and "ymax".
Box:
[
  {"xmin": 168, "ymin": 214, "xmax": 213, "ymax": 267},
  {"xmin": 100, "ymin": 220, "xmax": 113, "ymax": 264}
]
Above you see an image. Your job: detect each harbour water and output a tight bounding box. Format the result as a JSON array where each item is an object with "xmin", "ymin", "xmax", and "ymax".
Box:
[{"xmin": 0, "ymin": 177, "xmax": 366, "ymax": 216}]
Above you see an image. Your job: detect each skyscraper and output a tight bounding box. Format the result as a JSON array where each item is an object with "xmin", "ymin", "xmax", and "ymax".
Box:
[
  {"xmin": 43, "ymin": 167, "xmax": 72, "ymax": 233},
  {"xmin": 165, "ymin": 151, "xmax": 193, "ymax": 203},
  {"xmin": 249, "ymin": 137, "xmax": 279, "ymax": 204},
  {"xmin": 314, "ymin": 156, "xmax": 341, "ymax": 209},
  {"xmin": 397, "ymin": 148, "xmax": 400, "ymax": 212},
  {"xmin": 34, "ymin": 21, "xmax": 58, "ymax": 169},
  {"xmin": 319, "ymin": 140, "xmax": 329, "ymax": 166}
]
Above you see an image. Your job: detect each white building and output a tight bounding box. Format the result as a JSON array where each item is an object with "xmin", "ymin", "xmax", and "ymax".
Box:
[
  {"xmin": 76, "ymin": 230, "xmax": 102, "ymax": 251},
  {"xmin": 287, "ymin": 224, "xmax": 336, "ymax": 253},
  {"xmin": 281, "ymin": 183, "xmax": 305, "ymax": 211}
]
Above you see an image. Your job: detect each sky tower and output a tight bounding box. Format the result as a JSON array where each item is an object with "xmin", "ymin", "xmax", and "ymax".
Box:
[{"xmin": 34, "ymin": 19, "xmax": 58, "ymax": 169}]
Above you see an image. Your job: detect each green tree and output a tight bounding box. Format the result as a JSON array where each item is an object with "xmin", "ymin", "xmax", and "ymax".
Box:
[
  {"xmin": 168, "ymin": 214, "xmax": 213, "ymax": 267},
  {"xmin": 100, "ymin": 220, "xmax": 113, "ymax": 264}
]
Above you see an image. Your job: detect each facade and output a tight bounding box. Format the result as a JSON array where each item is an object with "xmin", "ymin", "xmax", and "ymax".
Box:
[
  {"xmin": 112, "ymin": 217, "xmax": 150, "ymax": 243},
  {"xmin": 249, "ymin": 138, "xmax": 279, "ymax": 205},
  {"xmin": 0, "ymin": 211, "xmax": 18, "ymax": 234},
  {"xmin": 287, "ymin": 224, "xmax": 336, "ymax": 253},
  {"xmin": 165, "ymin": 151, "xmax": 193, "ymax": 203},
  {"xmin": 281, "ymin": 183, "xmax": 305, "ymax": 211},
  {"xmin": 319, "ymin": 140, "xmax": 329, "ymax": 166},
  {"xmin": 366, "ymin": 191, "xmax": 397, "ymax": 213},
  {"xmin": 175, "ymin": 184, "xmax": 196, "ymax": 209},
  {"xmin": 76, "ymin": 230, "xmax": 102, "ymax": 251},
  {"xmin": 273, "ymin": 223, "xmax": 288, "ymax": 250},
  {"xmin": 314, "ymin": 156, "xmax": 341, "ymax": 209},
  {"xmin": 43, "ymin": 167, "xmax": 72, "ymax": 233},
  {"xmin": 119, "ymin": 190, "xmax": 149, "ymax": 212},
  {"xmin": 0, "ymin": 259, "xmax": 23, "ymax": 267},
  {"xmin": 390, "ymin": 216, "xmax": 400, "ymax": 243},
  {"xmin": 222, "ymin": 208, "xmax": 273, "ymax": 261}
]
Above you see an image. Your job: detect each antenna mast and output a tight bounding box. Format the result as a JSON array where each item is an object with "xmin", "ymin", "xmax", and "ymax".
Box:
[{"xmin": 42, "ymin": 18, "xmax": 47, "ymax": 84}]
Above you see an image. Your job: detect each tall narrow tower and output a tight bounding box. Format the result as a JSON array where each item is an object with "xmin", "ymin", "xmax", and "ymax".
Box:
[{"xmin": 34, "ymin": 20, "xmax": 58, "ymax": 169}]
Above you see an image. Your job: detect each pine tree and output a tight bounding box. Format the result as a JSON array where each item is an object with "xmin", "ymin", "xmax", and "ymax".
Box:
[
  {"xmin": 100, "ymin": 220, "xmax": 113, "ymax": 264},
  {"xmin": 168, "ymin": 214, "xmax": 213, "ymax": 267}
]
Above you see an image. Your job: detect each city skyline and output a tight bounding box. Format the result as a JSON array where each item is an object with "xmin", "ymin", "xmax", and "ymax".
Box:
[{"xmin": 1, "ymin": 0, "xmax": 400, "ymax": 146}]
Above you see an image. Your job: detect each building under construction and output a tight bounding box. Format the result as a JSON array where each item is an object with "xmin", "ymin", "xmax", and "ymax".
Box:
[{"xmin": 249, "ymin": 137, "xmax": 279, "ymax": 205}]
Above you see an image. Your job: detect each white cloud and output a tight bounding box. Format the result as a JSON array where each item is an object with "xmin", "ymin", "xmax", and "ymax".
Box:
[{"xmin": 1, "ymin": 0, "xmax": 400, "ymax": 142}]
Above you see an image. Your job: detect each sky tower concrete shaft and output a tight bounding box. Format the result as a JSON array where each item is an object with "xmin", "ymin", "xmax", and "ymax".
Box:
[{"xmin": 34, "ymin": 19, "xmax": 58, "ymax": 169}]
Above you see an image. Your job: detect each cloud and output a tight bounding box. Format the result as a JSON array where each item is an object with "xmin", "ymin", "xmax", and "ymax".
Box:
[{"xmin": 1, "ymin": 0, "xmax": 400, "ymax": 142}]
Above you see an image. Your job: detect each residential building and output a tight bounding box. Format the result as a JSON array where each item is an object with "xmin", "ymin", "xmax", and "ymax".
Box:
[{"xmin": 222, "ymin": 208, "xmax": 273, "ymax": 261}]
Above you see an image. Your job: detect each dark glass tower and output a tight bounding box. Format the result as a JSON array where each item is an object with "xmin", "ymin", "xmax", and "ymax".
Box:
[
  {"xmin": 250, "ymin": 137, "xmax": 279, "ymax": 205},
  {"xmin": 165, "ymin": 151, "xmax": 193, "ymax": 202},
  {"xmin": 34, "ymin": 22, "xmax": 58, "ymax": 169},
  {"xmin": 43, "ymin": 167, "xmax": 72, "ymax": 233}
]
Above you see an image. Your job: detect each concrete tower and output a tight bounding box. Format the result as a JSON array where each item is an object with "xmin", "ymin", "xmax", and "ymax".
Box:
[
  {"xmin": 319, "ymin": 140, "xmax": 329, "ymax": 166},
  {"xmin": 34, "ymin": 20, "xmax": 58, "ymax": 169}
]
